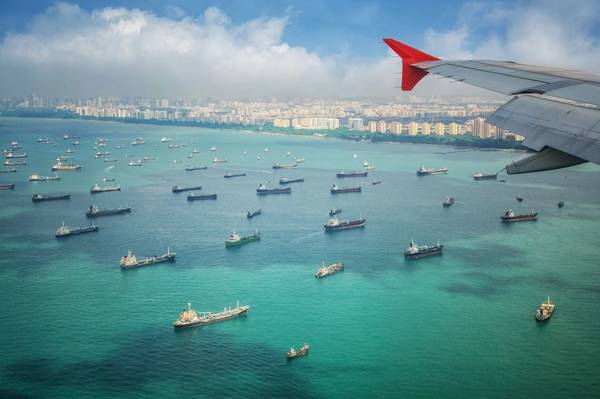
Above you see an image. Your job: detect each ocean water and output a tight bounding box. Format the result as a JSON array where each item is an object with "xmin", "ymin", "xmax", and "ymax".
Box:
[{"xmin": 1, "ymin": 116, "xmax": 599, "ymax": 398}]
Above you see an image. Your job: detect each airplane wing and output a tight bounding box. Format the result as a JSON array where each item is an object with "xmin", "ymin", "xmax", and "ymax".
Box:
[{"xmin": 383, "ymin": 38, "xmax": 600, "ymax": 174}]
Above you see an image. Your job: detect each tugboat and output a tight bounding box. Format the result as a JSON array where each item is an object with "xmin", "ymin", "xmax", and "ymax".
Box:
[
  {"xmin": 535, "ymin": 297, "xmax": 556, "ymax": 322},
  {"xmin": 404, "ymin": 239, "xmax": 443, "ymax": 260},
  {"xmin": 213, "ymin": 158, "xmax": 228, "ymax": 163},
  {"xmin": 55, "ymin": 222, "xmax": 98, "ymax": 238},
  {"xmin": 336, "ymin": 171, "xmax": 368, "ymax": 178},
  {"xmin": 279, "ymin": 177, "xmax": 304, "ymax": 184},
  {"xmin": 173, "ymin": 301, "xmax": 249, "ymax": 328},
  {"xmin": 247, "ymin": 209, "xmax": 262, "ymax": 219},
  {"xmin": 0, "ymin": 183, "xmax": 15, "ymax": 190},
  {"xmin": 256, "ymin": 184, "xmax": 291, "ymax": 195},
  {"xmin": 187, "ymin": 193, "xmax": 217, "ymax": 201},
  {"xmin": 315, "ymin": 262, "xmax": 344, "ymax": 278},
  {"xmin": 120, "ymin": 247, "xmax": 176, "ymax": 269},
  {"xmin": 287, "ymin": 343, "xmax": 309, "ymax": 359},
  {"xmin": 32, "ymin": 193, "xmax": 71, "ymax": 202},
  {"xmin": 29, "ymin": 174, "xmax": 60, "ymax": 182},
  {"xmin": 330, "ymin": 184, "xmax": 361, "ymax": 194},
  {"xmin": 329, "ymin": 208, "xmax": 342, "ymax": 216},
  {"xmin": 500, "ymin": 209, "xmax": 538, "ymax": 222},
  {"xmin": 224, "ymin": 172, "xmax": 246, "ymax": 178},
  {"xmin": 185, "ymin": 165, "xmax": 208, "ymax": 171},
  {"xmin": 473, "ymin": 172, "xmax": 497, "ymax": 180},
  {"xmin": 416, "ymin": 166, "xmax": 448, "ymax": 176},
  {"xmin": 172, "ymin": 185, "xmax": 202, "ymax": 193},
  {"xmin": 86, "ymin": 205, "xmax": 132, "ymax": 217},
  {"xmin": 52, "ymin": 159, "xmax": 81, "ymax": 171},
  {"xmin": 128, "ymin": 160, "xmax": 142, "ymax": 166},
  {"xmin": 324, "ymin": 217, "xmax": 366, "ymax": 232},
  {"xmin": 225, "ymin": 231, "xmax": 261, "ymax": 247},
  {"xmin": 90, "ymin": 184, "xmax": 121, "ymax": 194},
  {"xmin": 442, "ymin": 196, "xmax": 455, "ymax": 207},
  {"xmin": 558, "ymin": 200, "xmax": 565, "ymax": 208},
  {"xmin": 272, "ymin": 162, "xmax": 297, "ymax": 169}
]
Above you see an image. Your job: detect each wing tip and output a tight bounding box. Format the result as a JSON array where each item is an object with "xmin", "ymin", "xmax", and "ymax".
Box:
[{"xmin": 383, "ymin": 38, "xmax": 440, "ymax": 91}]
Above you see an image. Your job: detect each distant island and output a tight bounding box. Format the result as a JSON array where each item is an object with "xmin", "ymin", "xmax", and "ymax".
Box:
[{"xmin": 1, "ymin": 109, "xmax": 526, "ymax": 150}]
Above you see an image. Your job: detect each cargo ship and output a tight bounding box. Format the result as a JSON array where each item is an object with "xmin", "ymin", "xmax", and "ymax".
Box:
[
  {"xmin": 0, "ymin": 168, "xmax": 17, "ymax": 173},
  {"xmin": 0, "ymin": 183, "xmax": 15, "ymax": 190},
  {"xmin": 173, "ymin": 301, "xmax": 249, "ymax": 328},
  {"xmin": 247, "ymin": 209, "xmax": 262, "ymax": 219},
  {"xmin": 330, "ymin": 184, "xmax": 361, "ymax": 194},
  {"xmin": 500, "ymin": 209, "xmax": 537, "ymax": 222},
  {"xmin": 279, "ymin": 177, "xmax": 304, "ymax": 184},
  {"xmin": 52, "ymin": 159, "xmax": 81, "ymax": 171},
  {"xmin": 55, "ymin": 222, "xmax": 98, "ymax": 238},
  {"xmin": 225, "ymin": 231, "xmax": 260, "ymax": 247},
  {"xmin": 90, "ymin": 184, "xmax": 121, "ymax": 194},
  {"xmin": 185, "ymin": 166, "xmax": 208, "ymax": 171},
  {"xmin": 4, "ymin": 160, "xmax": 26, "ymax": 166},
  {"xmin": 329, "ymin": 208, "xmax": 342, "ymax": 216},
  {"xmin": 86, "ymin": 205, "xmax": 131, "ymax": 217},
  {"xmin": 324, "ymin": 217, "xmax": 366, "ymax": 232},
  {"xmin": 4, "ymin": 152, "xmax": 27, "ymax": 159},
  {"xmin": 416, "ymin": 166, "xmax": 448, "ymax": 176},
  {"xmin": 443, "ymin": 196, "xmax": 455, "ymax": 207},
  {"xmin": 120, "ymin": 247, "xmax": 176, "ymax": 269},
  {"xmin": 315, "ymin": 262, "xmax": 344, "ymax": 278},
  {"xmin": 473, "ymin": 172, "xmax": 497, "ymax": 180},
  {"xmin": 336, "ymin": 171, "xmax": 368, "ymax": 178},
  {"xmin": 213, "ymin": 158, "xmax": 228, "ymax": 163},
  {"xmin": 224, "ymin": 172, "xmax": 246, "ymax": 178},
  {"xmin": 187, "ymin": 193, "xmax": 217, "ymax": 201},
  {"xmin": 172, "ymin": 185, "xmax": 202, "ymax": 193},
  {"xmin": 29, "ymin": 174, "xmax": 60, "ymax": 182},
  {"xmin": 272, "ymin": 162, "xmax": 297, "ymax": 169},
  {"xmin": 287, "ymin": 343, "xmax": 309, "ymax": 359},
  {"xmin": 32, "ymin": 193, "xmax": 70, "ymax": 202},
  {"xmin": 535, "ymin": 297, "xmax": 556, "ymax": 322},
  {"xmin": 404, "ymin": 240, "xmax": 443, "ymax": 260},
  {"xmin": 256, "ymin": 184, "xmax": 291, "ymax": 195}
]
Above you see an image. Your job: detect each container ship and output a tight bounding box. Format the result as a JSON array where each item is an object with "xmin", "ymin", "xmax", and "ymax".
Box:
[
  {"xmin": 256, "ymin": 184, "xmax": 291, "ymax": 195},
  {"xmin": 535, "ymin": 297, "xmax": 556, "ymax": 322},
  {"xmin": 315, "ymin": 262, "xmax": 344, "ymax": 278},
  {"xmin": 279, "ymin": 177, "xmax": 304, "ymax": 184},
  {"xmin": 90, "ymin": 184, "xmax": 121, "ymax": 194},
  {"xmin": 185, "ymin": 166, "xmax": 208, "ymax": 171},
  {"xmin": 324, "ymin": 217, "xmax": 365, "ymax": 232},
  {"xmin": 0, "ymin": 183, "xmax": 15, "ymax": 190},
  {"xmin": 247, "ymin": 209, "xmax": 262, "ymax": 219},
  {"xmin": 187, "ymin": 193, "xmax": 217, "ymax": 201},
  {"xmin": 224, "ymin": 172, "xmax": 246, "ymax": 178},
  {"xmin": 416, "ymin": 166, "xmax": 448, "ymax": 176},
  {"xmin": 473, "ymin": 172, "xmax": 497, "ymax": 180},
  {"xmin": 500, "ymin": 209, "xmax": 537, "ymax": 222},
  {"xmin": 272, "ymin": 162, "xmax": 297, "ymax": 169},
  {"xmin": 29, "ymin": 174, "xmax": 61, "ymax": 182},
  {"xmin": 287, "ymin": 343, "xmax": 309, "ymax": 359},
  {"xmin": 336, "ymin": 171, "xmax": 368, "ymax": 178},
  {"xmin": 120, "ymin": 247, "xmax": 175, "ymax": 269},
  {"xmin": 443, "ymin": 196, "xmax": 455, "ymax": 207},
  {"xmin": 330, "ymin": 184, "xmax": 361, "ymax": 194},
  {"xmin": 55, "ymin": 222, "xmax": 98, "ymax": 238},
  {"xmin": 52, "ymin": 159, "xmax": 81, "ymax": 171},
  {"xmin": 86, "ymin": 205, "xmax": 131, "ymax": 217},
  {"xmin": 172, "ymin": 185, "xmax": 202, "ymax": 193},
  {"xmin": 32, "ymin": 193, "xmax": 71, "ymax": 202},
  {"xmin": 225, "ymin": 231, "xmax": 261, "ymax": 247},
  {"xmin": 404, "ymin": 240, "xmax": 443, "ymax": 260},
  {"xmin": 173, "ymin": 301, "xmax": 249, "ymax": 329}
]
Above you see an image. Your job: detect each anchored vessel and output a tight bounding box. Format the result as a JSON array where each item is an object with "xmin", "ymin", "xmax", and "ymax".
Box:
[
  {"xmin": 160, "ymin": 136, "xmax": 172, "ymax": 143},
  {"xmin": 336, "ymin": 171, "xmax": 368, "ymax": 178},
  {"xmin": 225, "ymin": 231, "xmax": 261, "ymax": 247},
  {"xmin": 330, "ymin": 184, "xmax": 361, "ymax": 194},
  {"xmin": 4, "ymin": 160, "xmax": 26, "ymax": 166},
  {"xmin": 4, "ymin": 152, "xmax": 27, "ymax": 159},
  {"xmin": 101, "ymin": 177, "xmax": 115, "ymax": 182},
  {"xmin": 272, "ymin": 162, "xmax": 297, "ymax": 169},
  {"xmin": 128, "ymin": 160, "xmax": 142, "ymax": 166},
  {"xmin": 213, "ymin": 158, "xmax": 228, "ymax": 163},
  {"xmin": 90, "ymin": 184, "xmax": 121, "ymax": 194},
  {"xmin": 324, "ymin": 217, "xmax": 366, "ymax": 232},
  {"xmin": 535, "ymin": 297, "xmax": 556, "ymax": 322},
  {"xmin": 173, "ymin": 301, "xmax": 249, "ymax": 328},
  {"xmin": 279, "ymin": 177, "xmax": 304, "ymax": 184},
  {"xmin": 315, "ymin": 262, "xmax": 344, "ymax": 278},
  {"xmin": 404, "ymin": 240, "xmax": 443, "ymax": 260},
  {"xmin": 55, "ymin": 222, "xmax": 98, "ymax": 238},
  {"xmin": 372, "ymin": 180, "xmax": 382, "ymax": 185},
  {"xmin": 500, "ymin": 209, "xmax": 538, "ymax": 222},
  {"xmin": 0, "ymin": 183, "xmax": 15, "ymax": 190},
  {"xmin": 32, "ymin": 193, "xmax": 70, "ymax": 202},
  {"xmin": 94, "ymin": 151, "xmax": 110, "ymax": 158},
  {"xmin": 329, "ymin": 208, "xmax": 342, "ymax": 216},
  {"xmin": 29, "ymin": 174, "xmax": 60, "ymax": 182},
  {"xmin": 417, "ymin": 166, "xmax": 448, "ymax": 176},
  {"xmin": 247, "ymin": 209, "xmax": 262, "ymax": 219},
  {"xmin": 516, "ymin": 196, "xmax": 524, "ymax": 202},
  {"xmin": 473, "ymin": 172, "xmax": 497, "ymax": 180},
  {"xmin": 287, "ymin": 343, "xmax": 309, "ymax": 359},
  {"xmin": 558, "ymin": 200, "xmax": 565, "ymax": 208},
  {"xmin": 172, "ymin": 185, "xmax": 202, "ymax": 193},
  {"xmin": 131, "ymin": 137, "xmax": 145, "ymax": 145},
  {"xmin": 185, "ymin": 166, "xmax": 208, "ymax": 171},
  {"xmin": 0, "ymin": 168, "xmax": 17, "ymax": 173},
  {"xmin": 256, "ymin": 184, "xmax": 291, "ymax": 195},
  {"xmin": 443, "ymin": 196, "xmax": 455, "ymax": 207},
  {"xmin": 224, "ymin": 172, "xmax": 246, "ymax": 178},
  {"xmin": 120, "ymin": 247, "xmax": 176, "ymax": 269},
  {"xmin": 187, "ymin": 193, "xmax": 217, "ymax": 201},
  {"xmin": 86, "ymin": 205, "xmax": 131, "ymax": 217},
  {"xmin": 52, "ymin": 159, "xmax": 81, "ymax": 171}
]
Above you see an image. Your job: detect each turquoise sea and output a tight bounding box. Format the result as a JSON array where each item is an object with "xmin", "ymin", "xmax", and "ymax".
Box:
[{"xmin": 1, "ymin": 116, "xmax": 599, "ymax": 398}]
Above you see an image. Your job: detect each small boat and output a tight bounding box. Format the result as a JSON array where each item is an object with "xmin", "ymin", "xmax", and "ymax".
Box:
[
  {"xmin": 516, "ymin": 196, "xmax": 523, "ymax": 202},
  {"xmin": 128, "ymin": 160, "xmax": 142, "ymax": 167},
  {"xmin": 558, "ymin": 200, "xmax": 565, "ymax": 208},
  {"xmin": 168, "ymin": 144, "xmax": 179, "ymax": 149},
  {"xmin": 192, "ymin": 149, "xmax": 200, "ymax": 154},
  {"xmin": 329, "ymin": 208, "xmax": 342, "ymax": 216},
  {"xmin": 535, "ymin": 296, "xmax": 556, "ymax": 322},
  {"xmin": 101, "ymin": 177, "xmax": 115, "ymax": 182},
  {"xmin": 161, "ymin": 137, "xmax": 172, "ymax": 143},
  {"xmin": 247, "ymin": 209, "xmax": 262, "ymax": 219},
  {"xmin": 279, "ymin": 177, "xmax": 304, "ymax": 184},
  {"xmin": 172, "ymin": 185, "xmax": 202, "ymax": 193},
  {"xmin": 473, "ymin": 172, "xmax": 497, "ymax": 181},
  {"xmin": 187, "ymin": 193, "xmax": 217, "ymax": 201},
  {"xmin": 32, "ymin": 193, "xmax": 70, "ymax": 202},
  {"xmin": 257, "ymin": 156, "xmax": 261, "ymax": 160},
  {"xmin": 185, "ymin": 166, "xmax": 208, "ymax": 171},
  {"xmin": 364, "ymin": 165, "xmax": 375, "ymax": 171},
  {"xmin": 224, "ymin": 172, "xmax": 246, "ymax": 178},
  {"xmin": 63, "ymin": 134, "xmax": 69, "ymax": 140},
  {"xmin": 442, "ymin": 196, "xmax": 455, "ymax": 207},
  {"xmin": 131, "ymin": 137, "xmax": 145, "ymax": 145},
  {"xmin": 210, "ymin": 147, "xmax": 217, "ymax": 152},
  {"xmin": 286, "ymin": 151, "xmax": 292, "ymax": 156},
  {"xmin": 213, "ymin": 158, "xmax": 228, "ymax": 163},
  {"xmin": 225, "ymin": 231, "xmax": 261, "ymax": 247},
  {"xmin": 363, "ymin": 161, "xmax": 370, "ymax": 167},
  {"xmin": 287, "ymin": 343, "xmax": 309, "ymax": 359},
  {"xmin": 55, "ymin": 222, "xmax": 98, "ymax": 238},
  {"xmin": 296, "ymin": 158, "xmax": 305, "ymax": 163},
  {"xmin": 372, "ymin": 180, "xmax": 382, "ymax": 185},
  {"xmin": 264, "ymin": 148, "xmax": 269, "ymax": 152},
  {"xmin": 0, "ymin": 183, "xmax": 15, "ymax": 190}
]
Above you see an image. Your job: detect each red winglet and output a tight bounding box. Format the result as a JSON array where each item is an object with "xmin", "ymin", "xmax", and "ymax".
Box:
[{"xmin": 383, "ymin": 38, "xmax": 440, "ymax": 91}]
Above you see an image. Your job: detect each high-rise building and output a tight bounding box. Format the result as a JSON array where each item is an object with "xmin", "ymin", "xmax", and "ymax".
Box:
[
  {"xmin": 377, "ymin": 121, "xmax": 387, "ymax": 133},
  {"xmin": 421, "ymin": 123, "xmax": 431, "ymax": 136},
  {"xmin": 434, "ymin": 122, "xmax": 445, "ymax": 136},
  {"xmin": 408, "ymin": 122, "xmax": 419, "ymax": 136},
  {"xmin": 390, "ymin": 122, "xmax": 402, "ymax": 135},
  {"xmin": 348, "ymin": 117, "xmax": 364, "ymax": 131},
  {"xmin": 368, "ymin": 121, "xmax": 377, "ymax": 133}
]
